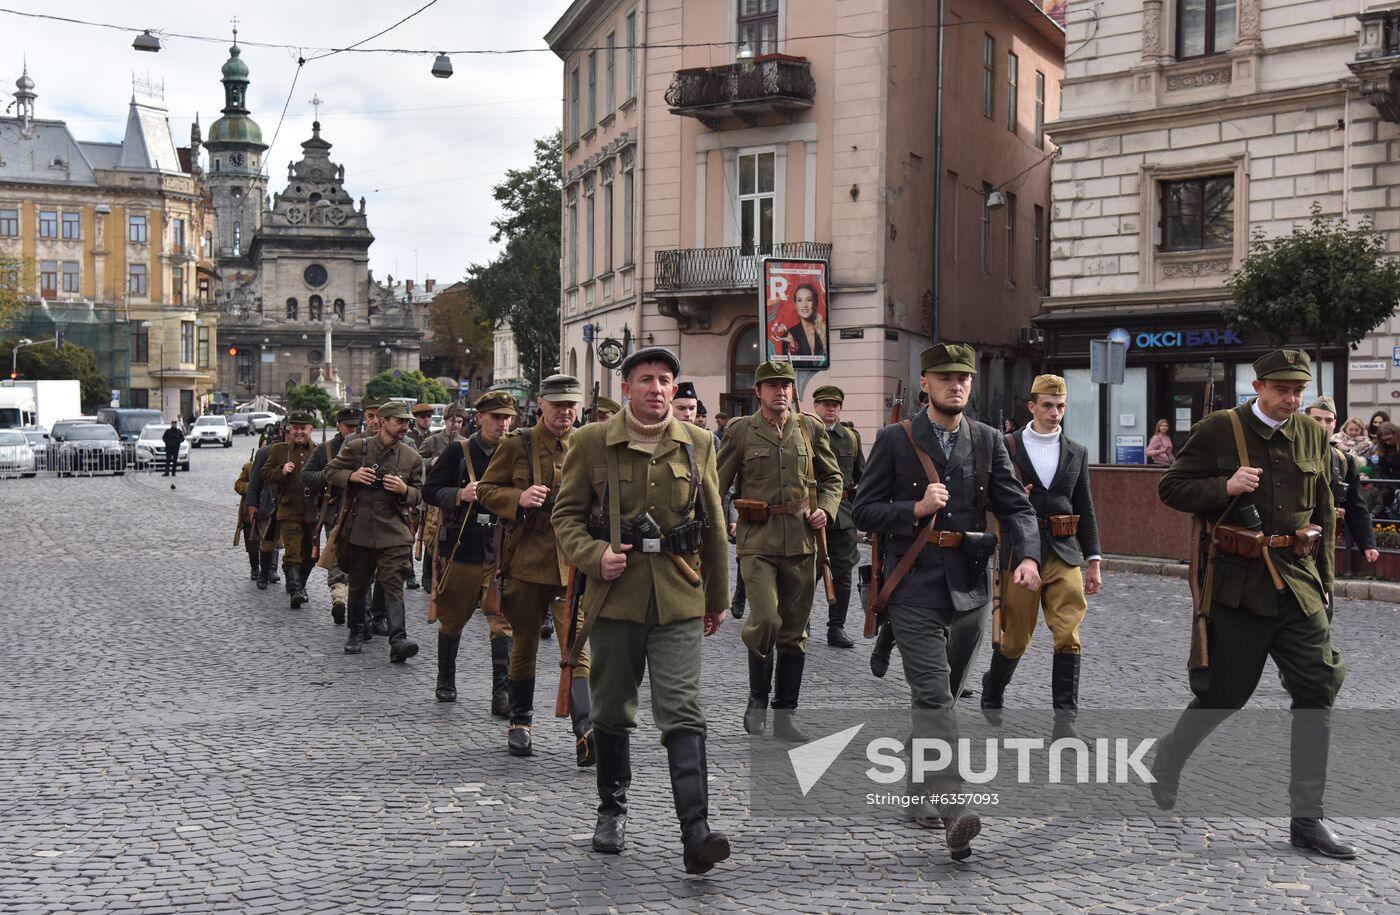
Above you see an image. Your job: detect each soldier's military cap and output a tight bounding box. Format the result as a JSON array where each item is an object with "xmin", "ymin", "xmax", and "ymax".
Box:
[
  {"xmin": 378, "ymin": 401, "xmax": 412, "ymax": 421},
  {"xmin": 1031, "ymin": 374, "xmax": 1068, "ymax": 397},
  {"xmin": 595, "ymin": 396, "xmax": 621, "ymax": 414},
  {"xmin": 1253, "ymin": 348, "xmax": 1312, "ymax": 381},
  {"xmin": 443, "ymin": 402, "xmax": 468, "ymax": 420},
  {"xmin": 697, "ymin": 401, "xmax": 708, "ymax": 417},
  {"xmin": 754, "ymin": 359, "xmax": 797, "ymax": 385},
  {"xmin": 288, "ymin": 410, "xmax": 316, "ymax": 425},
  {"xmin": 335, "ymin": 406, "xmax": 362, "ymax": 424},
  {"xmin": 919, "ymin": 343, "xmax": 978, "ymax": 375},
  {"xmin": 474, "ymin": 390, "xmax": 517, "ymax": 416},
  {"xmin": 674, "ymin": 381, "xmax": 698, "ymax": 400},
  {"xmin": 412, "ymin": 402, "xmax": 435, "ymax": 416},
  {"xmin": 361, "ymin": 395, "xmax": 384, "ymax": 411},
  {"xmin": 620, "ymin": 346, "xmax": 680, "ymax": 379},
  {"xmin": 812, "ymin": 385, "xmax": 845, "ymax": 404},
  {"xmin": 1306, "ymin": 396, "xmax": 1337, "ymax": 415},
  {"xmin": 539, "ymin": 374, "xmax": 584, "ymax": 403}
]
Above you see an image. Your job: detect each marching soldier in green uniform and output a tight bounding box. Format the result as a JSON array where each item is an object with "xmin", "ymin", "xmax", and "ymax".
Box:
[
  {"xmin": 811, "ymin": 385, "xmax": 866, "ymax": 648},
  {"xmin": 403, "ymin": 402, "xmax": 437, "ymax": 591},
  {"xmin": 554, "ymin": 347, "xmax": 732, "ymax": 874},
  {"xmin": 325, "ymin": 401, "xmax": 425, "ymax": 663},
  {"xmin": 716, "ymin": 360, "xmax": 843, "ymax": 740},
  {"xmin": 301, "ymin": 405, "xmax": 363, "ymax": 625},
  {"xmin": 261, "ymin": 411, "xmax": 320, "ymax": 608},
  {"xmin": 417, "ymin": 403, "xmax": 470, "ymax": 594},
  {"xmin": 234, "ymin": 457, "xmax": 259, "ymax": 580},
  {"xmin": 590, "ymin": 396, "xmax": 621, "ymax": 424},
  {"xmin": 477, "ymin": 375, "xmax": 594, "ymax": 765},
  {"xmin": 1155, "ymin": 349, "xmax": 1353, "ymax": 859}
]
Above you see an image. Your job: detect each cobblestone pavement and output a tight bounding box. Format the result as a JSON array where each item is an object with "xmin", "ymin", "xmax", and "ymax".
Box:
[{"xmin": 3, "ymin": 445, "xmax": 1399, "ymax": 914}]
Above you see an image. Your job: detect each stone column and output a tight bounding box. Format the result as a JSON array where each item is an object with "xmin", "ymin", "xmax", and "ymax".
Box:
[
  {"xmin": 1236, "ymin": 0, "xmax": 1262, "ymax": 48},
  {"xmin": 1142, "ymin": 0, "xmax": 1164, "ymax": 63}
]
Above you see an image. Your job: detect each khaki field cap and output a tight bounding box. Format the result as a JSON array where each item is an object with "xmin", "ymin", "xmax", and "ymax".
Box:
[
  {"xmin": 360, "ymin": 395, "xmax": 383, "ymax": 411},
  {"xmin": 336, "ymin": 406, "xmax": 362, "ymax": 424},
  {"xmin": 620, "ymin": 346, "xmax": 680, "ymax": 379},
  {"xmin": 754, "ymin": 360, "xmax": 797, "ymax": 385},
  {"xmin": 1031, "ymin": 374, "xmax": 1068, "ymax": 397},
  {"xmin": 411, "ymin": 402, "xmax": 435, "ymax": 417},
  {"xmin": 539, "ymin": 374, "xmax": 584, "ymax": 404},
  {"xmin": 288, "ymin": 411, "xmax": 316, "ymax": 425},
  {"xmin": 1306, "ymin": 396, "xmax": 1337, "ymax": 415},
  {"xmin": 443, "ymin": 403, "xmax": 468, "ymax": 420},
  {"xmin": 920, "ymin": 343, "xmax": 978, "ymax": 375},
  {"xmin": 595, "ymin": 396, "xmax": 621, "ymax": 414},
  {"xmin": 1253, "ymin": 349, "xmax": 1312, "ymax": 381},
  {"xmin": 812, "ymin": 385, "xmax": 845, "ymax": 405},
  {"xmin": 377, "ymin": 401, "xmax": 411, "ymax": 421},
  {"xmin": 473, "ymin": 390, "xmax": 517, "ymax": 416}
]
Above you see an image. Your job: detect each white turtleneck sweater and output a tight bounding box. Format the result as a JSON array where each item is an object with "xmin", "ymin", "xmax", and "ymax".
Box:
[{"xmin": 1022, "ymin": 424, "xmax": 1062, "ymax": 489}]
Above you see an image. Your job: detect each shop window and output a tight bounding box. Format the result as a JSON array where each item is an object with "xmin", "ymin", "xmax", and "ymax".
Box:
[
  {"xmin": 737, "ymin": 0, "xmax": 778, "ymax": 56},
  {"xmin": 1107, "ymin": 367, "xmax": 1148, "ymax": 464},
  {"xmin": 1160, "ymin": 176, "xmax": 1233, "ymax": 251},
  {"xmin": 1177, "ymin": 0, "xmax": 1236, "ymax": 59},
  {"xmin": 1062, "ymin": 368, "xmax": 1101, "ymax": 463}
]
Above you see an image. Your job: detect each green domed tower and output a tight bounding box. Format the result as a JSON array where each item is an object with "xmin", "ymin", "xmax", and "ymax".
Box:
[{"xmin": 205, "ymin": 30, "xmax": 267, "ymax": 263}]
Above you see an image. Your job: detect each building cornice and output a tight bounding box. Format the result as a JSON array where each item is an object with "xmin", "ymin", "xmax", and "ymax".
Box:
[{"xmin": 545, "ymin": 0, "xmax": 611, "ymax": 59}]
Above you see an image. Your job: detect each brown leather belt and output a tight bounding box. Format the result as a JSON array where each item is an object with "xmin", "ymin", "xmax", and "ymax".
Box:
[
  {"xmin": 768, "ymin": 498, "xmax": 808, "ymax": 517},
  {"xmin": 933, "ymin": 530, "xmax": 964, "ymax": 548}
]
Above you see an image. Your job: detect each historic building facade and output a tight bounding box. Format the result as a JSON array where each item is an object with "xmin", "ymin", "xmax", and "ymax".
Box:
[
  {"xmin": 548, "ymin": 0, "xmax": 1064, "ymax": 431},
  {"xmin": 1044, "ymin": 0, "xmax": 1400, "ymax": 461},
  {"xmin": 208, "ymin": 36, "xmax": 420, "ymax": 405},
  {"xmin": 0, "ymin": 68, "xmax": 218, "ymax": 415}
]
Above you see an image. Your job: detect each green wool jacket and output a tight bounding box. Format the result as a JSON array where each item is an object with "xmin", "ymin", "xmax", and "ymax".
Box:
[
  {"xmin": 825, "ymin": 421, "xmax": 866, "ymax": 530},
  {"xmin": 1158, "ymin": 400, "xmax": 1334, "ymax": 617}
]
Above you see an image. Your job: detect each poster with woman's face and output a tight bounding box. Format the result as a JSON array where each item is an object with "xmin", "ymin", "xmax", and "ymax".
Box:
[{"xmin": 761, "ymin": 258, "xmax": 831, "ymax": 371}]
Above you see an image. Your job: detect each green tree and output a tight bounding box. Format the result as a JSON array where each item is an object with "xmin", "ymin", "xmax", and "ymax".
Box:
[
  {"xmin": 0, "ymin": 253, "xmax": 31, "ymax": 330},
  {"xmin": 426, "ymin": 283, "xmax": 494, "ymax": 388},
  {"xmin": 0, "ymin": 336, "xmax": 109, "ymax": 408},
  {"xmin": 1226, "ymin": 204, "xmax": 1400, "ymax": 395},
  {"xmin": 468, "ymin": 131, "xmax": 562, "ymax": 391},
  {"xmin": 363, "ymin": 369, "xmax": 450, "ymax": 404},
  {"xmin": 286, "ymin": 384, "xmax": 334, "ymax": 424}
]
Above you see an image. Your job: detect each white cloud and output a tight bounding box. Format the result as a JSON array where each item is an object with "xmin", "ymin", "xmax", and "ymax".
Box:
[{"xmin": 0, "ymin": 0, "xmax": 568, "ymax": 285}]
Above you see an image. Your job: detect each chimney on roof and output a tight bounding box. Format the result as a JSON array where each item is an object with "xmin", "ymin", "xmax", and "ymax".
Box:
[
  {"xmin": 425, "ymin": 278, "xmax": 435, "ymax": 293},
  {"xmin": 406, "ymin": 279, "xmax": 414, "ymax": 293}
]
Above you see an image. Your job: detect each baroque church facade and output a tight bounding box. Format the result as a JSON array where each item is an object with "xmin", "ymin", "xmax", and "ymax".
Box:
[{"xmin": 206, "ymin": 35, "xmax": 420, "ymax": 404}]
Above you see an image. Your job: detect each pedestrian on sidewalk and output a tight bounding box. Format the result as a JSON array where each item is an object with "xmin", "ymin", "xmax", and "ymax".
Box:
[{"xmin": 161, "ymin": 420, "xmax": 183, "ymax": 477}]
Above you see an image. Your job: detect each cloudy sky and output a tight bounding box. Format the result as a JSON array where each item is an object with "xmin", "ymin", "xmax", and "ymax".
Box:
[{"xmin": 0, "ymin": 0, "xmax": 569, "ymax": 286}]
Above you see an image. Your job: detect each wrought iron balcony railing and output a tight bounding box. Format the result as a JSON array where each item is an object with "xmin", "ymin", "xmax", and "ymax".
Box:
[
  {"xmin": 664, "ymin": 55, "xmax": 815, "ymax": 126},
  {"xmin": 654, "ymin": 242, "xmax": 832, "ymax": 292}
]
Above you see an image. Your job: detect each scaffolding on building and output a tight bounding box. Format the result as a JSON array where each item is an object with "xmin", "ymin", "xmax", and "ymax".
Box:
[{"xmin": 4, "ymin": 300, "xmax": 131, "ymax": 400}]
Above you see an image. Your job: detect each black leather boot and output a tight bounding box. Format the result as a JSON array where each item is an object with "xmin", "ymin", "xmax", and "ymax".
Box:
[
  {"xmin": 1051, "ymin": 653, "xmax": 1081, "ymax": 741},
  {"xmin": 870, "ymin": 620, "xmax": 896, "ymax": 678},
  {"xmin": 771, "ymin": 651, "xmax": 809, "ymax": 743},
  {"xmin": 435, "ymin": 632, "xmax": 460, "ymax": 702},
  {"xmin": 980, "ymin": 649, "xmax": 1020, "ymax": 726},
  {"xmin": 490, "ymin": 637, "xmax": 512, "ymax": 718},
  {"xmin": 667, "ymin": 731, "xmax": 731, "ymax": 875},
  {"xmin": 256, "ymin": 552, "xmax": 271, "ymax": 590},
  {"xmin": 1288, "ymin": 710, "xmax": 1355, "ymax": 857},
  {"xmin": 287, "ymin": 565, "xmax": 307, "ymax": 608},
  {"xmin": 569, "ymin": 677, "xmax": 596, "ymax": 768},
  {"xmin": 386, "ymin": 600, "xmax": 418, "ymax": 662},
  {"xmin": 730, "ymin": 572, "xmax": 746, "ymax": 620},
  {"xmin": 405, "ymin": 559, "xmax": 420, "ymax": 590},
  {"xmin": 743, "ymin": 652, "xmax": 773, "ymax": 735},
  {"xmin": 507, "ymin": 678, "xmax": 534, "ymax": 757},
  {"xmin": 827, "ymin": 576, "xmax": 852, "ymax": 646},
  {"xmin": 247, "ymin": 551, "xmax": 260, "ymax": 581},
  {"xmin": 1290, "ymin": 818, "xmax": 1357, "ymax": 859},
  {"xmin": 344, "ymin": 593, "xmax": 367, "ymax": 655},
  {"xmin": 369, "ymin": 583, "xmax": 389, "ymax": 636},
  {"xmin": 540, "ymin": 617, "xmax": 554, "ymax": 640},
  {"xmin": 827, "ymin": 627, "xmax": 854, "ymax": 648},
  {"xmin": 268, "ymin": 553, "xmax": 281, "ymax": 584},
  {"xmin": 592, "ymin": 730, "xmax": 630, "ymax": 854},
  {"xmin": 299, "ymin": 562, "xmax": 314, "ymax": 604}
]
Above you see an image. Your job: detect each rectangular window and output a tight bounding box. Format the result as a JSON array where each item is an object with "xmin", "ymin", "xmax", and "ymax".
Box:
[
  {"xmin": 737, "ymin": 0, "xmax": 779, "ymax": 56},
  {"xmin": 128, "ymin": 263, "xmax": 147, "ymax": 296},
  {"xmin": 197, "ymin": 325, "xmax": 210, "ymax": 369},
  {"xmin": 587, "ymin": 51, "xmax": 597, "ymax": 130},
  {"xmin": 569, "ymin": 67, "xmax": 581, "ymax": 143},
  {"xmin": 738, "ymin": 150, "xmax": 776, "ymax": 256},
  {"xmin": 1160, "ymin": 175, "xmax": 1235, "ymax": 251},
  {"xmin": 172, "ymin": 217, "xmax": 185, "ymax": 251},
  {"xmin": 1033, "ymin": 204, "xmax": 1046, "ymax": 290},
  {"xmin": 1006, "ymin": 52, "xmax": 1018, "ymax": 132},
  {"xmin": 62, "ymin": 211, "xmax": 81, "ymax": 240},
  {"xmin": 172, "ymin": 266, "xmax": 185, "ymax": 305},
  {"xmin": 39, "ymin": 210, "xmax": 58, "ymax": 238},
  {"xmin": 601, "ymin": 166, "xmax": 614, "ymax": 274},
  {"xmin": 233, "ymin": 221, "xmax": 241, "ymax": 253},
  {"xmin": 983, "ymin": 35, "xmax": 995, "ymax": 120},
  {"xmin": 621, "ymin": 152, "xmax": 635, "ymax": 266},
  {"xmin": 605, "ymin": 32, "xmax": 616, "ymax": 113},
  {"xmin": 128, "ymin": 213, "xmax": 148, "ymax": 243},
  {"xmin": 0, "ymin": 209, "xmax": 17, "ymax": 237},
  {"xmin": 132, "ymin": 324, "xmax": 150, "ymax": 364},
  {"xmin": 61, "ymin": 261, "xmax": 79, "ymax": 294},
  {"xmin": 567, "ymin": 187, "xmax": 579, "ymax": 287},
  {"xmin": 236, "ymin": 350, "xmax": 254, "ymax": 386},
  {"xmin": 130, "ymin": 388, "xmax": 149, "ymax": 408},
  {"xmin": 40, "ymin": 260, "xmax": 58, "ymax": 297},
  {"xmin": 1177, "ymin": 0, "xmax": 1237, "ymax": 59},
  {"xmin": 180, "ymin": 321, "xmax": 195, "ymax": 365},
  {"xmin": 1034, "ymin": 71, "xmax": 1046, "ymax": 147},
  {"xmin": 584, "ymin": 178, "xmax": 596, "ymax": 280},
  {"xmin": 1004, "ymin": 192, "xmax": 1016, "ymax": 287},
  {"xmin": 980, "ymin": 183, "xmax": 993, "ymax": 274},
  {"xmin": 625, "ymin": 12, "xmax": 637, "ymax": 99}
]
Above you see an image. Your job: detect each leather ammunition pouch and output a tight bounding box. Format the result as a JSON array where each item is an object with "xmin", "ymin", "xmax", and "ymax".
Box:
[
  {"xmin": 1212, "ymin": 523, "xmax": 1265, "ymax": 559},
  {"xmin": 1293, "ymin": 524, "xmax": 1322, "ymax": 559},
  {"xmin": 521, "ymin": 493, "xmax": 556, "ymax": 533},
  {"xmin": 733, "ymin": 497, "xmax": 805, "ymax": 522},
  {"xmin": 959, "ymin": 530, "xmax": 1000, "ymax": 580},
  {"xmin": 587, "ymin": 516, "xmax": 702, "ymax": 555},
  {"xmin": 1047, "ymin": 514, "xmax": 1080, "ymax": 537}
]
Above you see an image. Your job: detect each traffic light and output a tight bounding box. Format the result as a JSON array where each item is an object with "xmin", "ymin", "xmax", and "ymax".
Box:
[{"xmin": 228, "ymin": 345, "xmax": 239, "ymax": 357}]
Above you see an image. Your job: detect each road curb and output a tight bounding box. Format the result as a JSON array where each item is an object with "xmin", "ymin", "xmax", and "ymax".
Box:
[{"xmin": 1102, "ymin": 556, "xmax": 1400, "ymax": 604}]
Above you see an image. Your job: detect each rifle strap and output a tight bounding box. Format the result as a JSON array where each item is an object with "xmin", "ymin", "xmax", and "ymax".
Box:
[
  {"xmin": 870, "ymin": 420, "xmax": 942, "ymax": 615},
  {"xmin": 1227, "ymin": 409, "xmax": 1285, "ymax": 591}
]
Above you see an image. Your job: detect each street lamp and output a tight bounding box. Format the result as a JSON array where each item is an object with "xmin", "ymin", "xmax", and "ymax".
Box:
[{"xmin": 10, "ymin": 337, "xmax": 33, "ymax": 379}]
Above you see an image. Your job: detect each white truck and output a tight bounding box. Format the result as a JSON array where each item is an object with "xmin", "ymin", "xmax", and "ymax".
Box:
[{"xmin": 0, "ymin": 379, "xmax": 83, "ymax": 432}]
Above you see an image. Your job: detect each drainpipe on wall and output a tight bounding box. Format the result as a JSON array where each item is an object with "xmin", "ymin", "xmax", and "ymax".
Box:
[{"xmin": 930, "ymin": 0, "xmax": 946, "ymax": 345}]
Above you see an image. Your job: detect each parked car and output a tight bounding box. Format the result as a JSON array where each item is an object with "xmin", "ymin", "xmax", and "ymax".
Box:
[
  {"xmin": 134, "ymin": 422, "xmax": 190, "ymax": 471},
  {"xmin": 56, "ymin": 423, "xmax": 125, "ymax": 475},
  {"xmin": 248, "ymin": 412, "xmax": 279, "ymax": 433},
  {"xmin": 228, "ymin": 413, "xmax": 253, "ymax": 435},
  {"xmin": 20, "ymin": 427, "xmax": 50, "ymax": 470},
  {"xmin": 50, "ymin": 417, "xmax": 100, "ymax": 443},
  {"xmin": 0, "ymin": 428, "xmax": 37, "ymax": 477},
  {"xmin": 96, "ymin": 407, "xmax": 165, "ymax": 443},
  {"xmin": 190, "ymin": 414, "xmax": 233, "ymax": 447}
]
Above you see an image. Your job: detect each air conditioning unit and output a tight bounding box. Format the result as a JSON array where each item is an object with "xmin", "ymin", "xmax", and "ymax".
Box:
[{"xmin": 1017, "ymin": 325, "xmax": 1044, "ymax": 346}]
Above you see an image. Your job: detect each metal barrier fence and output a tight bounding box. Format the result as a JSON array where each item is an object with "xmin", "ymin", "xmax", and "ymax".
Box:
[{"xmin": 1, "ymin": 442, "xmax": 192, "ymax": 478}]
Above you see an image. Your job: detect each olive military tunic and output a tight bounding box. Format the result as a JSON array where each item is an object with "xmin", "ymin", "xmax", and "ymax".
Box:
[
  {"xmin": 823, "ymin": 421, "xmax": 865, "ymax": 630},
  {"xmin": 262, "ymin": 440, "xmax": 319, "ymax": 566},
  {"xmin": 324, "ymin": 433, "xmax": 424, "ymax": 604}
]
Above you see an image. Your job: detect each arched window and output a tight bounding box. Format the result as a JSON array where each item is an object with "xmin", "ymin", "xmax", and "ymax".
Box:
[
  {"xmin": 376, "ymin": 348, "xmax": 392, "ymax": 373},
  {"xmin": 727, "ymin": 323, "xmax": 761, "ymax": 416},
  {"xmin": 286, "ymin": 297, "xmax": 299, "ymax": 320},
  {"xmin": 333, "ymin": 298, "xmax": 345, "ymax": 320},
  {"xmin": 309, "ymin": 295, "xmax": 323, "ymax": 321},
  {"xmin": 568, "ymin": 347, "xmax": 578, "ymax": 377}
]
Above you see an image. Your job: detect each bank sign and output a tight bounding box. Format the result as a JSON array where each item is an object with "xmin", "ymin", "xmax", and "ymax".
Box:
[{"xmin": 1133, "ymin": 329, "xmax": 1243, "ymax": 349}]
